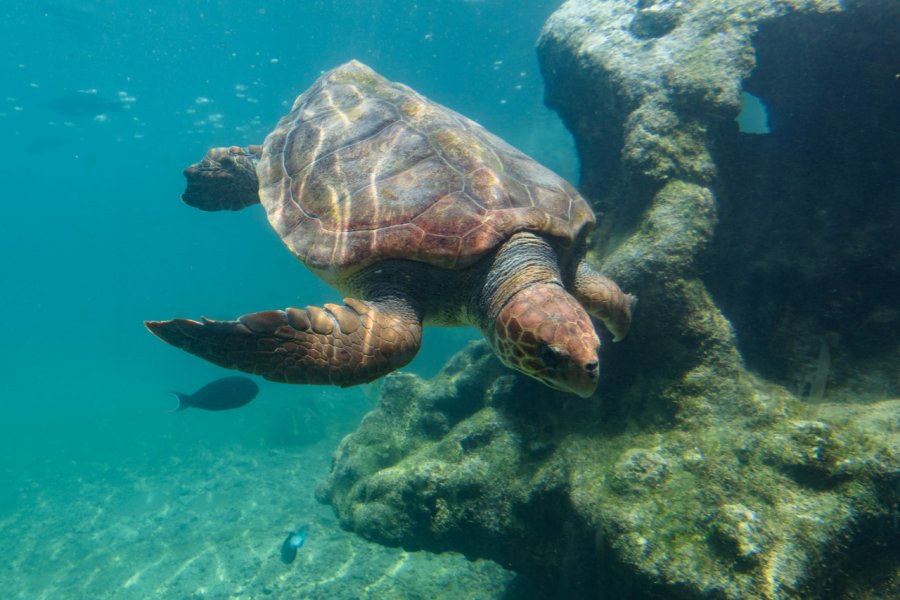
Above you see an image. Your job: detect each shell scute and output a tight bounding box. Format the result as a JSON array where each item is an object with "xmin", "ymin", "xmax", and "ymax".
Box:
[
  {"xmin": 464, "ymin": 168, "xmax": 516, "ymax": 210},
  {"xmin": 461, "ymin": 224, "xmax": 505, "ymax": 258},
  {"xmin": 373, "ymin": 224, "xmax": 426, "ymax": 260},
  {"xmin": 411, "ymin": 192, "xmax": 485, "ymax": 237}
]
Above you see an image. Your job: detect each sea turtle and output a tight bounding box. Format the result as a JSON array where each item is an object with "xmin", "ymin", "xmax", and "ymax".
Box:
[{"xmin": 146, "ymin": 61, "xmax": 635, "ymax": 398}]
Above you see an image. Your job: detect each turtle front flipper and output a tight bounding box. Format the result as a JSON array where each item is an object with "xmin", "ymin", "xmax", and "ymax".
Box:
[
  {"xmin": 571, "ymin": 260, "xmax": 637, "ymax": 342},
  {"xmin": 145, "ymin": 298, "xmax": 422, "ymax": 387}
]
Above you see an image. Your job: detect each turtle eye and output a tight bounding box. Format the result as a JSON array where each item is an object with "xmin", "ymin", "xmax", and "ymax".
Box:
[{"xmin": 538, "ymin": 343, "xmax": 563, "ymax": 368}]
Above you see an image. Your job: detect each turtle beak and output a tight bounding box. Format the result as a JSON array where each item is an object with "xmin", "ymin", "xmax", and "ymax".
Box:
[
  {"xmin": 562, "ymin": 358, "xmax": 600, "ymax": 398},
  {"xmin": 540, "ymin": 347, "xmax": 599, "ymax": 398}
]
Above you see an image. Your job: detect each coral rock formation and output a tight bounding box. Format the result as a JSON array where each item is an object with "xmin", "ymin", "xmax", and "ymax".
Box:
[{"xmin": 319, "ymin": 1, "xmax": 900, "ymax": 598}]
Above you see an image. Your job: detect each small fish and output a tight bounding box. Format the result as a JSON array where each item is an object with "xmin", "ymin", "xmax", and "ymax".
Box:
[
  {"xmin": 50, "ymin": 90, "xmax": 124, "ymax": 117},
  {"xmin": 280, "ymin": 525, "xmax": 307, "ymax": 564},
  {"xmin": 168, "ymin": 376, "xmax": 259, "ymax": 412}
]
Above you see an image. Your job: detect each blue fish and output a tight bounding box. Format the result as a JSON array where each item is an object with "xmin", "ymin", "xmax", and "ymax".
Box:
[{"xmin": 280, "ymin": 525, "xmax": 307, "ymax": 564}]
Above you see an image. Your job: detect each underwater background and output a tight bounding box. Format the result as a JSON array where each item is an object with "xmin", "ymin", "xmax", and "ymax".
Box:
[{"xmin": 0, "ymin": 0, "xmax": 570, "ymax": 597}]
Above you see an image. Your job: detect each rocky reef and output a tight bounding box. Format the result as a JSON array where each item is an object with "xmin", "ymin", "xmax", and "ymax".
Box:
[
  {"xmin": 318, "ymin": 1, "xmax": 899, "ymax": 598},
  {"xmin": 539, "ymin": 0, "xmax": 900, "ymax": 402}
]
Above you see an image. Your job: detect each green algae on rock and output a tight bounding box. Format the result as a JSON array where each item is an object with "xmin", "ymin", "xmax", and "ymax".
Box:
[
  {"xmin": 318, "ymin": 1, "xmax": 900, "ymax": 598},
  {"xmin": 319, "ymin": 347, "xmax": 898, "ymax": 597}
]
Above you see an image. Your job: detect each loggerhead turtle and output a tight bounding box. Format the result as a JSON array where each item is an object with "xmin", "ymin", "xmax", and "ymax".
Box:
[{"xmin": 145, "ymin": 61, "xmax": 635, "ymax": 398}]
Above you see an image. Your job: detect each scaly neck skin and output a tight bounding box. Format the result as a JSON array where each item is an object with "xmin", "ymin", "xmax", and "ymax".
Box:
[
  {"xmin": 475, "ymin": 231, "xmax": 601, "ymax": 397},
  {"xmin": 475, "ymin": 232, "xmax": 562, "ymax": 330}
]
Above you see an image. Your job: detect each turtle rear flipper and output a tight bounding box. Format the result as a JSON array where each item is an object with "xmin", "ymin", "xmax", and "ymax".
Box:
[
  {"xmin": 145, "ymin": 298, "xmax": 422, "ymax": 387},
  {"xmin": 182, "ymin": 146, "xmax": 262, "ymax": 211}
]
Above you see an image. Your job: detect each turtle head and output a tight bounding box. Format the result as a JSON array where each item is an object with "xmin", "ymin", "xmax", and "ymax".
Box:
[
  {"xmin": 182, "ymin": 145, "xmax": 262, "ymax": 211},
  {"xmin": 491, "ymin": 283, "xmax": 601, "ymax": 398}
]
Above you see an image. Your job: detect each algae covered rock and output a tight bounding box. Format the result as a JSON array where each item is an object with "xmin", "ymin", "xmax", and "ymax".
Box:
[
  {"xmin": 540, "ymin": 0, "xmax": 900, "ymax": 401},
  {"xmin": 319, "ymin": 0, "xmax": 900, "ymax": 598},
  {"xmin": 321, "ymin": 355, "xmax": 898, "ymax": 597}
]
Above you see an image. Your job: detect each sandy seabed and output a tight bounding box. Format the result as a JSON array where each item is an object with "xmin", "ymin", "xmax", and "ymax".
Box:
[{"xmin": 1, "ymin": 437, "xmax": 513, "ymax": 599}]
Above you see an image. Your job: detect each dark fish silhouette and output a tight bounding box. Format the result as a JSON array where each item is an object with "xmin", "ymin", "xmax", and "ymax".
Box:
[
  {"xmin": 280, "ymin": 525, "xmax": 307, "ymax": 564},
  {"xmin": 169, "ymin": 376, "xmax": 259, "ymax": 412},
  {"xmin": 50, "ymin": 91, "xmax": 123, "ymax": 117}
]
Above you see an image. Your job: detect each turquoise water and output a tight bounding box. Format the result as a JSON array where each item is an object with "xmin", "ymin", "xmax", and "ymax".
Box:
[{"xmin": 0, "ymin": 1, "xmax": 573, "ymax": 597}]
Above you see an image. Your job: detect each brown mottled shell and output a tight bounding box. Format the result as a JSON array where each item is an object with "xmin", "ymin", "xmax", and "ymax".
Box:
[{"xmin": 256, "ymin": 60, "xmax": 594, "ymax": 279}]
